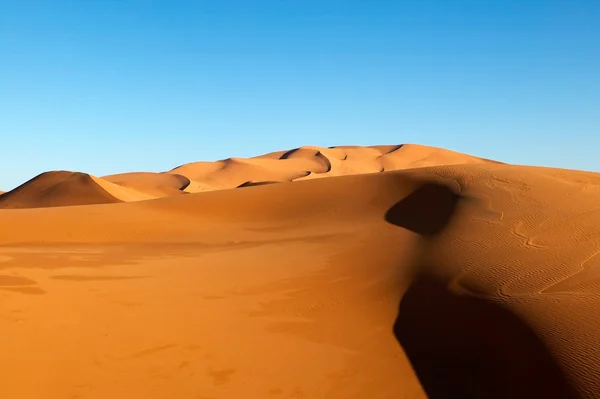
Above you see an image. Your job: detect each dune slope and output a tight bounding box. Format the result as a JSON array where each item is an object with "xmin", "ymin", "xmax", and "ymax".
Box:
[
  {"xmin": 102, "ymin": 172, "xmax": 191, "ymax": 197},
  {"xmin": 0, "ymin": 171, "xmax": 121, "ymax": 209},
  {"xmin": 1, "ymin": 144, "xmax": 499, "ymax": 208},
  {"xmin": 170, "ymin": 144, "xmax": 498, "ymax": 191}
]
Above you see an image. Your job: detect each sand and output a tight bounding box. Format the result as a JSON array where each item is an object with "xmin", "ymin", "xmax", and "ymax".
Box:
[
  {"xmin": 102, "ymin": 172, "xmax": 191, "ymax": 198},
  {"xmin": 0, "ymin": 144, "xmax": 494, "ymax": 208},
  {"xmin": 0, "ymin": 171, "xmax": 122, "ymax": 209},
  {"xmin": 0, "ymin": 144, "xmax": 598, "ymax": 398}
]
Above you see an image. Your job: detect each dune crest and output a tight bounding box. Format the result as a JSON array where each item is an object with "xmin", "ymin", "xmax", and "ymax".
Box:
[
  {"xmin": 1, "ymin": 144, "xmax": 498, "ymax": 209},
  {"xmin": 0, "ymin": 171, "xmax": 122, "ymax": 209},
  {"xmin": 89, "ymin": 176, "xmax": 160, "ymax": 202},
  {"xmin": 101, "ymin": 172, "xmax": 190, "ymax": 198}
]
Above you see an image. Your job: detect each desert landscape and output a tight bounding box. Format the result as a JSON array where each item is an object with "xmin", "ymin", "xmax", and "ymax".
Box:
[{"xmin": 0, "ymin": 143, "xmax": 598, "ymax": 398}]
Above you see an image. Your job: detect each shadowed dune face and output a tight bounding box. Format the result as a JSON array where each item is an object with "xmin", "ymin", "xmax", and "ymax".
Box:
[
  {"xmin": 394, "ymin": 277, "xmax": 578, "ymax": 399},
  {"xmin": 236, "ymin": 180, "xmax": 281, "ymax": 188},
  {"xmin": 386, "ymin": 183, "xmax": 578, "ymax": 398},
  {"xmin": 385, "ymin": 182, "xmax": 461, "ymax": 237}
]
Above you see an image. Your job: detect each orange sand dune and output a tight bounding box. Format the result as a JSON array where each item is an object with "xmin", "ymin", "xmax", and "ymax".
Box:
[
  {"xmin": 102, "ymin": 172, "xmax": 190, "ymax": 198},
  {"xmin": 0, "ymin": 171, "xmax": 122, "ymax": 209},
  {"xmin": 1, "ymin": 146, "xmax": 599, "ymax": 398},
  {"xmin": 1, "ymin": 144, "xmax": 496, "ymax": 208},
  {"xmin": 170, "ymin": 144, "xmax": 497, "ymax": 190},
  {"xmin": 0, "ymin": 171, "xmax": 164, "ymax": 209}
]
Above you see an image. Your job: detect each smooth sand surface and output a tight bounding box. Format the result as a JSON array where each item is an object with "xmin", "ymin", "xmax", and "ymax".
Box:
[
  {"xmin": 0, "ymin": 145, "xmax": 598, "ymax": 398},
  {"xmin": 102, "ymin": 172, "xmax": 191, "ymax": 198}
]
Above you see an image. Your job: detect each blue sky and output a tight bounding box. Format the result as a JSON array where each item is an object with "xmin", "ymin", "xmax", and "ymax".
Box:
[{"xmin": 1, "ymin": 0, "xmax": 598, "ymax": 190}]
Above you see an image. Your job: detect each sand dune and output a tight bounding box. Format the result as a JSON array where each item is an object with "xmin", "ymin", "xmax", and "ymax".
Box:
[
  {"xmin": 102, "ymin": 172, "xmax": 190, "ymax": 197},
  {"xmin": 1, "ymin": 144, "xmax": 495, "ymax": 208},
  {"xmin": 0, "ymin": 171, "xmax": 122, "ymax": 209},
  {"xmin": 166, "ymin": 144, "xmax": 496, "ymax": 192},
  {"xmin": 170, "ymin": 144, "xmax": 496, "ymax": 189},
  {"xmin": 1, "ymin": 145, "xmax": 599, "ymax": 398},
  {"xmin": 90, "ymin": 176, "xmax": 161, "ymax": 202},
  {"xmin": 103, "ymin": 172, "xmax": 190, "ymax": 190},
  {"xmin": 0, "ymin": 171, "xmax": 167, "ymax": 209}
]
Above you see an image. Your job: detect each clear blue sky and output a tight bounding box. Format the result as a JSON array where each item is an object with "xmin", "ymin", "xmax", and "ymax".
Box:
[{"xmin": 1, "ymin": 1, "xmax": 598, "ymax": 191}]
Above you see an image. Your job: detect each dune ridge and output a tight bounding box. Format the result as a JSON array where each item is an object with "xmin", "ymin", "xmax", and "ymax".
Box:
[
  {"xmin": 102, "ymin": 172, "xmax": 191, "ymax": 197},
  {"xmin": 0, "ymin": 171, "xmax": 122, "ymax": 209},
  {"xmin": 0, "ymin": 144, "xmax": 497, "ymax": 209}
]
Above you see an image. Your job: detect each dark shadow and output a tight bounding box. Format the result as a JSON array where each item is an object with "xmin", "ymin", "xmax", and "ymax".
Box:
[
  {"xmin": 395, "ymin": 276, "xmax": 578, "ymax": 398},
  {"xmin": 385, "ymin": 182, "xmax": 461, "ymax": 237},
  {"xmin": 385, "ymin": 182, "xmax": 579, "ymax": 398},
  {"xmin": 280, "ymin": 148, "xmax": 300, "ymax": 159},
  {"xmin": 237, "ymin": 180, "xmax": 281, "ymax": 188}
]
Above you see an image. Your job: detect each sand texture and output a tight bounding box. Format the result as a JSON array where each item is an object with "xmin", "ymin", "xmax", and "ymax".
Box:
[{"xmin": 0, "ymin": 144, "xmax": 598, "ymax": 398}]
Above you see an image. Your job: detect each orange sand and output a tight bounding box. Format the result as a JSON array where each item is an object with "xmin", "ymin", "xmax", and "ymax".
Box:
[{"xmin": 0, "ymin": 144, "xmax": 597, "ymax": 398}]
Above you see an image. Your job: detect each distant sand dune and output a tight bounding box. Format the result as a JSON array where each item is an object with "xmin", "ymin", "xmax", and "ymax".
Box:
[
  {"xmin": 103, "ymin": 172, "xmax": 190, "ymax": 190},
  {"xmin": 168, "ymin": 143, "xmax": 496, "ymax": 193},
  {"xmin": 102, "ymin": 172, "xmax": 190, "ymax": 198},
  {"xmin": 0, "ymin": 144, "xmax": 497, "ymax": 209},
  {"xmin": 0, "ymin": 171, "xmax": 122, "ymax": 208},
  {"xmin": 168, "ymin": 161, "xmax": 224, "ymax": 181},
  {"xmin": 90, "ymin": 176, "xmax": 160, "ymax": 202}
]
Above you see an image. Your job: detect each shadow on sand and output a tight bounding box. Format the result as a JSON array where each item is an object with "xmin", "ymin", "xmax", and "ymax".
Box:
[{"xmin": 385, "ymin": 182, "xmax": 578, "ymax": 398}]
